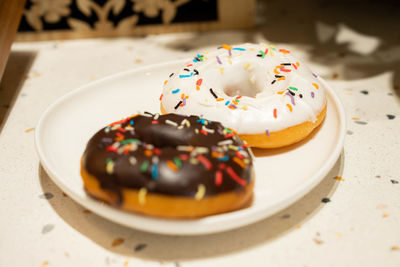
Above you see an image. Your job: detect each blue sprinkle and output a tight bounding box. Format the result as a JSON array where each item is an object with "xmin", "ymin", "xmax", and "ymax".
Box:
[
  {"xmin": 151, "ymin": 164, "xmax": 158, "ymax": 179},
  {"xmin": 179, "ymin": 73, "xmax": 194, "ymax": 78},
  {"xmin": 225, "ymin": 101, "xmax": 230, "ymax": 106},
  {"xmin": 172, "ymin": 89, "xmax": 180, "ymax": 94},
  {"xmin": 130, "ymin": 120, "xmax": 134, "ymax": 125},
  {"xmin": 193, "ymin": 59, "xmax": 198, "ymax": 62},
  {"xmin": 233, "ymin": 48, "xmax": 246, "ymax": 51},
  {"xmin": 197, "ymin": 118, "xmax": 206, "ymax": 125},
  {"xmin": 218, "ymin": 155, "xmax": 229, "ymax": 162}
]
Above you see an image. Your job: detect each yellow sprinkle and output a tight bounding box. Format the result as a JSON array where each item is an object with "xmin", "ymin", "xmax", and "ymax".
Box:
[
  {"xmin": 334, "ymin": 176, "xmax": 344, "ymax": 181},
  {"xmin": 138, "ymin": 187, "xmax": 147, "ymax": 205},
  {"xmin": 242, "ymin": 105, "xmax": 248, "ymax": 110},
  {"xmin": 312, "ymin": 83, "xmax": 319, "ymax": 89},
  {"xmin": 25, "ymin": 127, "xmax": 35, "ymax": 133},
  {"xmin": 195, "ymin": 184, "xmax": 206, "ymax": 200},
  {"xmin": 216, "ymin": 98, "xmax": 224, "ymax": 101},
  {"xmin": 228, "ymin": 144, "xmax": 239, "ymax": 151},
  {"xmin": 185, "ymin": 120, "xmax": 190, "ymax": 127},
  {"xmin": 220, "ymin": 67, "xmax": 224, "ymax": 74},
  {"xmin": 244, "ymin": 63, "xmax": 250, "ymax": 70},
  {"xmin": 106, "ymin": 161, "xmax": 114, "ymax": 174},
  {"xmin": 286, "ymin": 103, "xmax": 293, "ymax": 112},
  {"xmin": 250, "ymin": 48, "xmax": 255, "ymax": 51},
  {"xmin": 228, "ymin": 58, "xmax": 232, "ymax": 64},
  {"xmin": 195, "ymin": 128, "xmax": 199, "ymax": 134}
]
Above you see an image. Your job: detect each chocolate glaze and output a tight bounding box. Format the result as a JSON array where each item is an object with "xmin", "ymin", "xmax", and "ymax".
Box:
[{"xmin": 83, "ymin": 113, "xmax": 254, "ymax": 203}]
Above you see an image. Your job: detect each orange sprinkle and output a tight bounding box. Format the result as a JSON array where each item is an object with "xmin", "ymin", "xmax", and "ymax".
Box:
[
  {"xmin": 216, "ymin": 98, "xmax": 224, "ymax": 101},
  {"xmin": 166, "ymin": 160, "xmax": 178, "ymax": 172},
  {"xmin": 228, "ymin": 105, "xmax": 235, "ymax": 109},
  {"xmin": 144, "ymin": 150, "xmax": 152, "ymax": 157},
  {"xmin": 222, "ymin": 44, "xmax": 232, "ymax": 50},
  {"xmin": 312, "ymin": 83, "xmax": 319, "ymax": 89},
  {"xmin": 233, "ymin": 157, "xmax": 246, "ymax": 168},
  {"xmin": 277, "ymin": 76, "xmax": 286, "ymax": 81},
  {"xmin": 111, "ymin": 238, "xmax": 124, "ymax": 247},
  {"xmin": 279, "ymin": 49, "xmax": 290, "ymax": 54},
  {"xmin": 212, "ymin": 151, "xmax": 225, "ymax": 158},
  {"xmin": 296, "ymin": 62, "xmax": 300, "ymax": 67},
  {"xmin": 228, "ymin": 128, "xmax": 238, "ymax": 134},
  {"xmin": 277, "ymin": 90, "xmax": 285, "ymax": 95},
  {"xmin": 273, "ymin": 108, "xmax": 278, "ymax": 118},
  {"xmin": 334, "ymin": 176, "xmax": 344, "ymax": 181},
  {"xmin": 274, "ymin": 68, "xmax": 280, "ymax": 74},
  {"xmin": 286, "ymin": 103, "xmax": 293, "ymax": 112},
  {"xmin": 164, "ymin": 80, "xmax": 168, "ymax": 85},
  {"xmin": 181, "ymin": 93, "xmax": 185, "ymax": 99},
  {"xmin": 196, "ymin": 86, "xmax": 200, "ymax": 91}
]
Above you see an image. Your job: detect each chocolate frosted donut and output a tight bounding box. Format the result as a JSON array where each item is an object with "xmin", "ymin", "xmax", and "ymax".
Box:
[{"xmin": 81, "ymin": 112, "xmax": 254, "ymax": 218}]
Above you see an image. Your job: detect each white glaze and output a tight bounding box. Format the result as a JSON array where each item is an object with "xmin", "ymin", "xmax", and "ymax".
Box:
[{"xmin": 161, "ymin": 43, "xmax": 327, "ymax": 134}]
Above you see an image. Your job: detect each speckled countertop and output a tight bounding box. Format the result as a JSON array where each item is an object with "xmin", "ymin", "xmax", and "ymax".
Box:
[{"xmin": 1, "ymin": 2, "xmax": 400, "ymax": 266}]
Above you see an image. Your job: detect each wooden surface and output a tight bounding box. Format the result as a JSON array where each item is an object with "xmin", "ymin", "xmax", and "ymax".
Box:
[{"xmin": 0, "ymin": 0, "xmax": 26, "ymax": 80}]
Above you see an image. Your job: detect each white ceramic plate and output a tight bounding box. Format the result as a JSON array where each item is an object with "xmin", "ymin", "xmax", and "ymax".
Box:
[{"xmin": 35, "ymin": 60, "xmax": 346, "ymax": 235}]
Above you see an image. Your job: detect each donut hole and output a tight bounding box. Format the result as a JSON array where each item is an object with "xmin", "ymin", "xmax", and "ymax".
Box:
[
  {"xmin": 223, "ymin": 84, "xmax": 260, "ymax": 98},
  {"xmin": 220, "ymin": 65, "xmax": 264, "ymax": 98}
]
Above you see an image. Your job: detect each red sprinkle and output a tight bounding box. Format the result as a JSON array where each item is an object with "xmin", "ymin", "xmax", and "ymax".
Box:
[
  {"xmin": 224, "ymin": 133, "xmax": 234, "ymax": 138},
  {"xmin": 196, "ymin": 79, "xmax": 203, "ymax": 86},
  {"xmin": 159, "ymin": 94, "xmax": 163, "ymax": 101},
  {"xmin": 273, "ymin": 108, "xmax": 277, "ymax": 118},
  {"xmin": 187, "ymin": 64, "xmax": 193, "ymax": 67},
  {"xmin": 264, "ymin": 48, "xmax": 268, "ymax": 55},
  {"xmin": 179, "ymin": 154, "xmax": 189, "ymax": 160},
  {"xmin": 153, "ymin": 148, "xmax": 161, "ymax": 155},
  {"xmin": 236, "ymin": 151, "xmax": 244, "ymax": 159},
  {"xmin": 200, "ymin": 129, "xmax": 208, "ymax": 135},
  {"xmin": 106, "ymin": 146, "xmax": 118, "ymax": 153},
  {"xmin": 280, "ymin": 68, "xmax": 291, "ymax": 72},
  {"xmin": 215, "ymin": 171, "xmax": 223, "ymax": 186},
  {"xmin": 219, "ymin": 163, "xmax": 226, "ymax": 169},
  {"xmin": 292, "ymin": 63, "xmax": 298, "ymax": 70},
  {"xmin": 151, "ymin": 121, "xmax": 159, "ymax": 124},
  {"xmin": 115, "ymin": 132, "xmax": 124, "ymax": 138},
  {"xmin": 197, "ymin": 155, "xmax": 212, "ymax": 170},
  {"xmin": 226, "ymin": 166, "xmax": 247, "ymax": 186},
  {"xmin": 117, "ymin": 127, "xmax": 126, "ymax": 132},
  {"xmin": 279, "ymin": 49, "xmax": 290, "ymax": 54}
]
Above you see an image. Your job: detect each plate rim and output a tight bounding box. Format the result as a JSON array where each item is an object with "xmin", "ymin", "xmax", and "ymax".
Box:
[{"xmin": 35, "ymin": 60, "xmax": 346, "ymax": 235}]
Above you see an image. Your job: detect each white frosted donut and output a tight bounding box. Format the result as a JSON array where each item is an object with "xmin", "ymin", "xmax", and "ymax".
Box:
[{"xmin": 160, "ymin": 43, "xmax": 327, "ymax": 148}]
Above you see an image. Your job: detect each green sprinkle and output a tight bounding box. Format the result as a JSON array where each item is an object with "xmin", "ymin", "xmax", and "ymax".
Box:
[
  {"xmin": 106, "ymin": 158, "xmax": 113, "ymax": 164},
  {"xmin": 140, "ymin": 160, "xmax": 149, "ymax": 173},
  {"xmin": 225, "ymin": 127, "xmax": 233, "ymax": 133},
  {"xmin": 173, "ymin": 157, "xmax": 182, "ymax": 168},
  {"xmin": 259, "ymin": 50, "xmax": 265, "ymax": 58},
  {"xmin": 120, "ymin": 139, "xmax": 140, "ymax": 145},
  {"xmin": 288, "ymin": 86, "xmax": 298, "ymax": 91}
]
